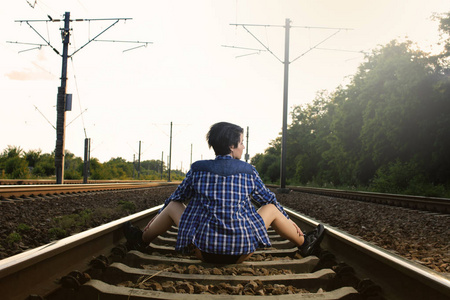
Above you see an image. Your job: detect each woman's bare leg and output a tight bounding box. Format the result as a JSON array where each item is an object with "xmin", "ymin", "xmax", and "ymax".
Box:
[
  {"xmin": 142, "ymin": 201, "xmax": 185, "ymax": 243},
  {"xmin": 257, "ymin": 204, "xmax": 304, "ymax": 247}
]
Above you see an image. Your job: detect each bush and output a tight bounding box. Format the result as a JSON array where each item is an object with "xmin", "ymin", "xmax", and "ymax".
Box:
[{"xmin": 369, "ymin": 160, "xmax": 445, "ymax": 197}]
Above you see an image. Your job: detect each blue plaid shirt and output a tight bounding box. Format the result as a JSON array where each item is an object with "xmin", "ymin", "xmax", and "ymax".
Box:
[{"xmin": 159, "ymin": 155, "xmax": 289, "ymax": 255}]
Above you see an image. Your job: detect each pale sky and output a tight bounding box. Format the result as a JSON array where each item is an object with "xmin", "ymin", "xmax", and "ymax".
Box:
[{"xmin": 1, "ymin": 0, "xmax": 449, "ymax": 172}]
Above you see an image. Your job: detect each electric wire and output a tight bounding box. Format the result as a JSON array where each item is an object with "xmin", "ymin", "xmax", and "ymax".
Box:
[{"xmin": 69, "ymin": 56, "xmax": 88, "ymax": 138}]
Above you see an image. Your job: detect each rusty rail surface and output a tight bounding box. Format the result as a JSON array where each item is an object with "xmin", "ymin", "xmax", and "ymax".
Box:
[
  {"xmin": 0, "ymin": 179, "xmax": 154, "ymax": 185},
  {"xmin": 1, "ymin": 205, "xmax": 449, "ymax": 300},
  {"xmin": 0, "ymin": 182, "xmax": 178, "ymax": 200}
]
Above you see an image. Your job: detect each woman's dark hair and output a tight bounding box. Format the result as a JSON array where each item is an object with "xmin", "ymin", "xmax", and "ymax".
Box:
[{"xmin": 207, "ymin": 122, "xmax": 243, "ymax": 156}]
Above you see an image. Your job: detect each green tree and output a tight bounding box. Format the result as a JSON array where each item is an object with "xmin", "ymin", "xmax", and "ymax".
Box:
[
  {"xmin": 104, "ymin": 157, "xmax": 133, "ymax": 179},
  {"xmin": 252, "ymin": 11, "xmax": 450, "ymax": 196},
  {"xmin": 33, "ymin": 153, "xmax": 55, "ymax": 177},
  {"xmin": 64, "ymin": 151, "xmax": 83, "ymax": 179},
  {"xmin": 25, "ymin": 149, "xmax": 41, "ymax": 169},
  {"xmin": 0, "ymin": 146, "xmax": 30, "ymax": 179},
  {"xmin": 251, "ymin": 140, "xmax": 281, "ymax": 183},
  {"xmin": 89, "ymin": 158, "xmax": 108, "ymax": 180},
  {"xmin": 288, "ymin": 91, "xmax": 333, "ymax": 185},
  {"xmin": 433, "ymin": 12, "xmax": 450, "ymax": 68}
]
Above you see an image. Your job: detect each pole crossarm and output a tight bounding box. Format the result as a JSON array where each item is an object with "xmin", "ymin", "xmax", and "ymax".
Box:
[
  {"xmin": 6, "ymin": 41, "xmax": 46, "ymax": 46},
  {"xmin": 290, "ymin": 29, "xmax": 342, "ymax": 63},
  {"xmin": 230, "ymin": 22, "xmax": 354, "ymax": 65},
  {"xmin": 15, "ymin": 17, "xmax": 132, "ymax": 23},
  {"xmin": 70, "ymin": 19, "xmax": 121, "ymax": 57},
  {"xmin": 24, "ymin": 21, "xmax": 61, "ymax": 55},
  {"xmin": 221, "ymin": 45, "xmax": 266, "ymax": 52},
  {"xmin": 33, "ymin": 105, "xmax": 56, "ymax": 130},
  {"xmin": 232, "ymin": 23, "xmax": 283, "ymax": 63},
  {"xmin": 291, "ymin": 25, "xmax": 353, "ymax": 31},
  {"xmin": 6, "ymin": 41, "xmax": 46, "ymax": 53},
  {"xmin": 221, "ymin": 45, "xmax": 267, "ymax": 58},
  {"xmin": 95, "ymin": 40, "xmax": 154, "ymax": 52},
  {"xmin": 66, "ymin": 108, "xmax": 88, "ymax": 127},
  {"xmin": 316, "ymin": 47, "xmax": 368, "ymax": 55},
  {"xmin": 13, "ymin": 17, "xmax": 134, "ymax": 57},
  {"xmin": 230, "ymin": 23, "xmax": 284, "ymax": 28},
  {"xmin": 230, "ymin": 23, "xmax": 352, "ymax": 31}
]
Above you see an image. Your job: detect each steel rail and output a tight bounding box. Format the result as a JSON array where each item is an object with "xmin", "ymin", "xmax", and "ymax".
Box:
[
  {"xmin": 0, "ymin": 179, "xmax": 79, "ymax": 185},
  {"xmin": 0, "ymin": 182, "xmax": 178, "ymax": 199},
  {"xmin": 0, "ymin": 205, "xmax": 449, "ymax": 299},
  {"xmin": 4, "ymin": 181, "xmax": 449, "ymax": 214},
  {"xmin": 0, "ymin": 179, "xmax": 168, "ymax": 185},
  {"xmin": 269, "ymin": 185, "xmax": 450, "ymax": 214},
  {"xmin": 287, "ymin": 208, "xmax": 450, "ymax": 300},
  {"xmin": 0, "ymin": 205, "xmax": 162, "ymax": 300}
]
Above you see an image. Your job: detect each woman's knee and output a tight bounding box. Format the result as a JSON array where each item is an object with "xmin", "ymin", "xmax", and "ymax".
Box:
[
  {"xmin": 257, "ymin": 204, "xmax": 279, "ymax": 228},
  {"xmin": 166, "ymin": 201, "xmax": 185, "ymax": 226},
  {"xmin": 257, "ymin": 203, "xmax": 277, "ymax": 215}
]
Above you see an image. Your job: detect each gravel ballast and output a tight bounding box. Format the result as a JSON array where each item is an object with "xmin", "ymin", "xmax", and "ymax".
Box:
[{"xmin": 1, "ymin": 185, "xmax": 448, "ymax": 275}]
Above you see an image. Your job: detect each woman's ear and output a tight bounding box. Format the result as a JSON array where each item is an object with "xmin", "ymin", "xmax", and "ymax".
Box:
[{"xmin": 229, "ymin": 145, "xmax": 235, "ymax": 158}]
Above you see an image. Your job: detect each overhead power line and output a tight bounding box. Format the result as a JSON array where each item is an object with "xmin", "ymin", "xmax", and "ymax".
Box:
[
  {"xmin": 11, "ymin": 12, "xmax": 152, "ymax": 184},
  {"xmin": 227, "ymin": 19, "xmax": 362, "ymax": 190}
]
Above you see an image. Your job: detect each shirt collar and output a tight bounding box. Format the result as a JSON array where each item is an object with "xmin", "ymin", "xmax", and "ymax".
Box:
[{"xmin": 215, "ymin": 155, "xmax": 233, "ymax": 160}]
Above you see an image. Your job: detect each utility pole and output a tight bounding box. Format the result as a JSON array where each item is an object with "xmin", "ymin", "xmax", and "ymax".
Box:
[
  {"xmin": 137, "ymin": 141, "xmax": 141, "ymax": 179},
  {"xmin": 83, "ymin": 138, "xmax": 91, "ymax": 183},
  {"xmin": 132, "ymin": 154, "xmax": 135, "ymax": 179},
  {"xmin": 54, "ymin": 12, "xmax": 71, "ymax": 184},
  {"xmin": 245, "ymin": 126, "xmax": 250, "ymax": 163},
  {"xmin": 280, "ymin": 19, "xmax": 290, "ymax": 191},
  {"xmin": 229, "ymin": 19, "xmax": 352, "ymax": 191},
  {"xmin": 12, "ymin": 13, "xmax": 150, "ymax": 184},
  {"xmin": 168, "ymin": 122, "xmax": 173, "ymax": 182},
  {"xmin": 190, "ymin": 143, "xmax": 193, "ymax": 167},
  {"xmin": 161, "ymin": 151, "xmax": 164, "ymax": 180}
]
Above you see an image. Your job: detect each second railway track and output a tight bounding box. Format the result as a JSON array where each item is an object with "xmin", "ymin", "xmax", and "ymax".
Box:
[
  {"xmin": 1, "ymin": 202, "xmax": 449, "ymax": 300},
  {"xmin": 269, "ymin": 185, "xmax": 450, "ymax": 214},
  {"xmin": 0, "ymin": 182, "xmax": 178, "ymax": 200}
]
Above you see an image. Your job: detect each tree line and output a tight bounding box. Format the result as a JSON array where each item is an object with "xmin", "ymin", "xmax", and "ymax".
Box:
[
  {"xmin": 0, "ymin": 146, "xmax": 185, "ymax": 181},
  {"xmin": 251, "ymin": 12, "xmax": 450, "ymax": 198}
]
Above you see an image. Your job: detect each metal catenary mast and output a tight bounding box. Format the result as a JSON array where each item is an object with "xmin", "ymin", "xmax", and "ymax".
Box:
[
  {"xmin": 228, "ymin": 19, "xmax": 360, "ymax": 191},
  {"xmin": 11, "ymin": 12, "xmax": 151, "ymax": 184}
]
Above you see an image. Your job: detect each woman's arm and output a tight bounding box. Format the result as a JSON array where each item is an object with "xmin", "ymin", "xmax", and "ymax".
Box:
[
  {"xmin": 251, "ymin": 168, "xmax": 289, "ymax": 219},
  {"xmin": 158, "ymin": 170, "xmax": 194, "ymax": 213}
]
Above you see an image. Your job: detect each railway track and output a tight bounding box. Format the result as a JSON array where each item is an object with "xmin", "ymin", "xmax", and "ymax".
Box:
[
  {"xmin": 1, "ymin": 204, "xmax": 449, "ymax": 300},
  {"xmin": 0, "ymin": 182, "xmax": 178, "ymax": 200},
  {"xmin": 0, "ymin": 180, "xmax": 153, "ymax": 185},
  {"xmin": 269, "ymin": 185, "xmax": 450, "ymax": 214},
  {"xmin": 3, "ymin": 182, "xmax": 449, "ymax": 215}
]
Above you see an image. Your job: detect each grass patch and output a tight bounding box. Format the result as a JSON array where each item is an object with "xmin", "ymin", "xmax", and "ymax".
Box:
[
  {"xmin": 118, "ymin": 200, "xmax": 136, "ymax": 212},
  {"xmin": 7, "ymin": 232, "xmax": 22, "ymax": 245},
  {"xmin": 52, "ymin": 209, "xmax": 93, "ymax": 231},
  {"xmin": 48, "ymin": 228, "xmax": 67, "ymax": 240},
  {"xmin": 17, "ymin": 223, "xmax": 31, "ymax": 233}
]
